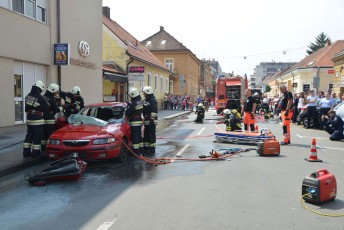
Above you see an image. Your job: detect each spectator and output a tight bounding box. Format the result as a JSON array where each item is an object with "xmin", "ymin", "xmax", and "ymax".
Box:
[
  {"xmin": 292, "ymin": 93, "xmax": 299, "ymax": 123},
  {"xmin": 306, "ymin": 89, "xmax": 318, "ymax": 129}
]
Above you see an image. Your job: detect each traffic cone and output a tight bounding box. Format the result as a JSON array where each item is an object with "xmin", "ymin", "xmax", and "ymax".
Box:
[
  {"xmin": 305, "ymin": 138, "xmax": 322, "ymax": 162},
  {"xmin": 255, "ymin": 125, "xmax": 258, "ymax": 131}
]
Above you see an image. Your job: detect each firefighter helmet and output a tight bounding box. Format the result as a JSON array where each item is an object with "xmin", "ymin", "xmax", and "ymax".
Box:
[
  {"xmin": 128, "ymin": 87, "xmax": 140, "ymax": 98},
  {"xmin": 198, "ymin": 103, "xmax": 203, "ymax": 107},
  {"xmin": 223, "ymin": 109, "xmax": 231, "ymax": 115},
  {"xmin": 34, "ymin": 80, "xmax": 45, "ymax": 91},
  {"xmin": 142, "ymin": 86, "xmax": 154, "ymax": 94},
  {"xmin": 253, "ymin": 92, "xmax": 259, "ymax": 97},
  {"xmin": 47, "ymin": 83, "xmax": 60, "ymax": 93},
  {"xmin": 71, "ymin": 86, "xmax": 81, "ymax": 95}
]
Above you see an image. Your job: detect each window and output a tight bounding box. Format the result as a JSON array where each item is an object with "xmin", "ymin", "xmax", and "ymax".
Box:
[
  {"xmin": 161, "ymin": 40, "xmax": 166, "ymax": 45},
  {"xmin": 0, "ymin": 0, "xmax": 10, "ymax": 8},
  {"xmin": 165, "ymin": 59, "xmax": 174, "ymax": 71},
  {"xmin": 37, "ymin": 5, "xmax": 46, "ymax": 22},
  {"xmin": 165, "ymin": 79, "xmax": 169, "ymax": 93},
  {"xmin": 14, "ymin": 74, "xmax": 23, "ymax": 121},
  {"xmin": 25, "ymin": 0, "xmax": 35, "ymax": 18},
  {"xmin": 169, "ymin": 80, "xmax": 173, "ymax": 94},
  {"xmin": 12, "ymin": 0, "xmax": 24, "ymax": 13},
  {"xmin": 147, "ymin": 73, "xmax": 152, "ymax": 86},
  {"xmin": 160, "ymin": 77, "xmax": 163, "ymax": 92},
  {"xmin": 154, "ymin": 75, "xmax": 158, "ymax": 90}
]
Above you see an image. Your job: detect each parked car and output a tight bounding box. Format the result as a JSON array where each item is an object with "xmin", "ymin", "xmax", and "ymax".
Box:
[
  {"xmin": 46, "ymin": 102, "xmax": 130, "ymax": 162},
  {"xmin": 296, "ymin": 106, "xmax": 320, "ymax": 128},
  {"xmin": 334, "ymin": 101, "xmax": 344, "ymax": 121}
]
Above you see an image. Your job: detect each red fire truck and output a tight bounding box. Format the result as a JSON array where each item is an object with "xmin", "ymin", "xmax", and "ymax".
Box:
[{"xmin": 214, "ymin": 75, "xmax": 246, "ymax": 114}]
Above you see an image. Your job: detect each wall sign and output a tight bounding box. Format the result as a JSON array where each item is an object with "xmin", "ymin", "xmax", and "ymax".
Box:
[
  {"xmin": 129, "ymin": 66, "xmax": 144, "ymax": 73},
  {"xmin": 79, "ymin": 41, "xmax": 90, "ymax": 57},
  {"xmin": 54, "ymin": 43, "xmax": 70, "ymax": 65}
]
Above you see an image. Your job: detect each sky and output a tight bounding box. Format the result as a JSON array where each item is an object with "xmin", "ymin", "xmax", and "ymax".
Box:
[{"xmin": 102, "ymin": 0, "xmax": 344, "ymax": 76}]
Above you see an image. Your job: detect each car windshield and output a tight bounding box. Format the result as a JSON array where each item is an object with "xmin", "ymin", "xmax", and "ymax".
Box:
[
  {"xmin": 68, "ymin": 114, "xmax": 108, "ymax": 127},
  {"xmin": 78, "ymin": 106, "xmax": 125, "ymax": 124}
]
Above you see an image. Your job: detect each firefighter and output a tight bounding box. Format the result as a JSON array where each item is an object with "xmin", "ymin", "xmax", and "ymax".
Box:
[
  {"xmin": 60, "ymin": 86, "xmax": 84, "ymax": 118},
  {"xmin": 23, "ymin": 80, "xmax": 50, "ymax": 158},
  {"xmin": 125, "ymin": 87, "xmax": 144, "ymax": 155},
  {"xmin": 142, "ymin": 86, "xmax": 158, "ymax": 154},
  {"xmin": 241, "ymin": 89, "xmax": 257, "ymax": 131},
  {"xmin": 194, "ymin": 103, "xmax": 205, "ymax": 123},
  {"xmin": 41, "ymin": 83, "xmax": 64, "ymax": 152},
  {"xmin": 223, "ymin": 109, "xmax": 231, "ymax": 131},
  {"xmin": 279, "ymin": 85, "xmax": 293, "ymax": 145},
  {"xmin": 224, "ymin": 109, "xmax": 242, "ymax": 131}
]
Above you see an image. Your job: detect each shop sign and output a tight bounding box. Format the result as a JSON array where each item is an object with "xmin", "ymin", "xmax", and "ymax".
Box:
[
  {"xmin": 54, "ymin": 43, "xmax": 70, "ymax": 65},
  {"xmin": 327, "ymin": 69, "xmax": 335, "ymax": 74},
  {"xmin": 129, "ymin": 66, "xmax": 145, "ymax": 73},
  {"xmin": 128, "ymin": 73, "xmax": 144, "ymax": 81},
  {"xmin": 303, "ymin": 84, "xmax": 310, "ymax": 92}
]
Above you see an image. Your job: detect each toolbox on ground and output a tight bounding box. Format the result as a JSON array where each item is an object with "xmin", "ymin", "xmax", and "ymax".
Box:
[
  {"xmin": 302, "ymin": 169, "xmax": 337, "ymax": 204},
  {"xmin": 256, "ymin": 138, "xmax": 280, "ymax": 156}
]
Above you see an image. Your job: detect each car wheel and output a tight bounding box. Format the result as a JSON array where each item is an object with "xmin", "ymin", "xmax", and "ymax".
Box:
[
  {"xmin": 116, "ymin": 137, "xmax": 129, "ymax": 163},
  {"xmin": 302, "ymin": 117, "xmax": 313, "ymax": 128}
]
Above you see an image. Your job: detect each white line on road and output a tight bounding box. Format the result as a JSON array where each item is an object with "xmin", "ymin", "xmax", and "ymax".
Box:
[
  {"xmin": 197, "ymin": 127, "xmax": 205, "ymax": 135},
  {"xmin": 176, "ymin": 144, "xmax": 190, "ymax": 157},
  {"xmin": 316, "ymin": 145, "xmax": 327, "ymax": 151},
  {"xmin": 296, "ymin": 134, "xmax": 303, "ymax": 139},
  {"xmin": 319, "ymin": 146, "xmax": 344, "ymax": 151},
  {"xmin": 97, "ymin": 218, "xmax": 118, "ymax": 230}
]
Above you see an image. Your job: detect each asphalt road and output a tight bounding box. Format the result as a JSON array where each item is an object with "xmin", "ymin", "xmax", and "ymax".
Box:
[{"xmin": 1, "ymin": 110, "xmax": 344, "ymax": 230}]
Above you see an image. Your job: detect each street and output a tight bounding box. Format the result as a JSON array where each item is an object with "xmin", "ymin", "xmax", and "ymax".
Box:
[{"xmin": 1, "ymin": 110, "xmax": 344, "ymax": 230}]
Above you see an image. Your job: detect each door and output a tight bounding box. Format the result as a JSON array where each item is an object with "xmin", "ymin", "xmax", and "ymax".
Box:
[{"xmin": 14, "ymin": 74, "xmax": 24, "ymax": 123}]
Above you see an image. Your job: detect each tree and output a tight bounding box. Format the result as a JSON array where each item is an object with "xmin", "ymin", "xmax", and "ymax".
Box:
[
  {"xmin": 264, "ymin": 85, "xmax": 271, "ymax": 93},
  {"xmin": 306, "ymin": 32, "xmax": 332, "ymax": 55}
]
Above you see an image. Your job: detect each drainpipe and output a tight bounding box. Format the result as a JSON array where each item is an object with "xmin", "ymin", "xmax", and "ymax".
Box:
[
  {"xmin": 126, "ymin": 55, "xmax": 134, "ymax": 97},
  {"xmin": 57, "ymin": 0, "xmax": 61, "ymax": 86},
  {"xmin": 315, "ymin": 67, "xmax": 321, "ymax": 94}
]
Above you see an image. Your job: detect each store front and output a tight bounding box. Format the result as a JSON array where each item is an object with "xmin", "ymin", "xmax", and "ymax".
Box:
[{"xmin": 103, "ymin": 65, "xmax": 128, "ymax": 102}]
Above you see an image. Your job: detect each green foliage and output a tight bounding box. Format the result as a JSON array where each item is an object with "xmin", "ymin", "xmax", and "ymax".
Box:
[
  {"xmin": 264, "ymin": 85, "xmax": 271, "ymax": 93},
  {"xmin": 306, "ymin": 32, "xmax": 332, "ymax": 55}
]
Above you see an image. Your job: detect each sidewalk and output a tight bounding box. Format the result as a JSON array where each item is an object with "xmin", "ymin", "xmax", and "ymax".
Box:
[{"xmin": 0, "ymin": 109, "xmax": 191, "ymax": 177}]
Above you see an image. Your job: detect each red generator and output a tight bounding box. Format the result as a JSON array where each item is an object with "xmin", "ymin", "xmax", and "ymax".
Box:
[
  {"xmin": 256, "ymin": 138, "xmax": 280, "ymax": 156},
  {"xmin": 302, "ymin": 169, "xmax": 337, "ymax": 204}
]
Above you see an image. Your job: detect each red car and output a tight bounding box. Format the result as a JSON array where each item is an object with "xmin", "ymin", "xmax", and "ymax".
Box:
[{"xmin": 46, "ymin": 102, "xmax": 131, "ymax": 162}]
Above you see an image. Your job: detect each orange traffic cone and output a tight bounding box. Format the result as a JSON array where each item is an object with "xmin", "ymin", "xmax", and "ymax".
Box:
[
  {"xmin": 305, "ymin": 138, "xmax": 322, "ymax": 162},
  {"xmin": 255, "ymin": 125, "xmax": 258, "ymax": 131}
]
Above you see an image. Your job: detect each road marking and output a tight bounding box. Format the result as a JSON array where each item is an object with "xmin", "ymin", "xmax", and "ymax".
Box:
[
  {"xmin": 296, "ymin": 134, "xmax": 303, "ymax": 139},
  {"xmin": 316, "ymin": 144, "xmax": 327, "ymax": 151},
  {"xmin": 175, "ymin": 144, "xmax": 190, "ymax": 157},
  {"xmin": 319, "ymin": 146, "xmax": 344, "ymax": 151},
  {"xmin": 197, "ymin": 127, "xmax": 205, "ymax": 135},
  {"xmin": 97, "ymin": 218, "xmax": 118, "ymax": 230}
]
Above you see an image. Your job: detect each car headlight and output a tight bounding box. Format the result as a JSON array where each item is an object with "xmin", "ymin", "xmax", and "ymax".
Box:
[
  {"xmin": 48, "ymin": 139, "xmax": 60, "ymax": 145},
  {"xmin": 93, "ymin": 138, "xmax": 115, "ymax": 145}
]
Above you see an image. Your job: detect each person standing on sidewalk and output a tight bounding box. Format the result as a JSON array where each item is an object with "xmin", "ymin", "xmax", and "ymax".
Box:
[
  {"xmin": 23, "ymin": 81, "xmax": 50, "ymax": 158},
  {"xmin": 279, "ymin": 85, "xmax": 293, "ymax": 145},
  {"xmin": 241, "ymin": 89, "xmax": 256, "ymax": 131},
  {"xmin": 306, "ymin": 89, "xmax": 318, "ymax": 129},
  {"xmin": 41, "ymin": 83, "xmax": 64, "ymax": 153},
  {"xmin": 142, "ymin": 86, "xmax": 158, "ymax": 154},
  {"xmin": 125, "ymin": 87, "xmax": 144, "ymax": 156}
]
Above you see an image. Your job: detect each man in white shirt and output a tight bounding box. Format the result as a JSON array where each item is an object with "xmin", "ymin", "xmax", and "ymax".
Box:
[{"xmin": 306, "ymin": 90, "xmax": 319, "ymax": 129}]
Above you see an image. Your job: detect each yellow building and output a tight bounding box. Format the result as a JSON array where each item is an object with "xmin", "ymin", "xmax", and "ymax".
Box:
[
  {"xmin": 102, "ymin": 9, "xmax": 171, "ymax": 108},
  {"xmin": 331, "ymin": 50, "xmax": 344, "ymax": 96},
  {"xmin": 278, "ymin": 40, "xmax": 344, "ymax": 95},
  {"xmin": 142, "ymin": 26, "xmax": 201, "ymax": 97}
]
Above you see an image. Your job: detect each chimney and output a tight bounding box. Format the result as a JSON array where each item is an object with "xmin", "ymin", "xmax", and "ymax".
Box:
[
  {"xmin": 326, "ymin": 40, "xmax": 331, "ymax": 46},
  {"xmin": 103, "ymin": 6, "xmax": 110, "ymax": 19},
  {"xmin": 160, "ymin": 26, "xmax": 164, "ymax": 31}
]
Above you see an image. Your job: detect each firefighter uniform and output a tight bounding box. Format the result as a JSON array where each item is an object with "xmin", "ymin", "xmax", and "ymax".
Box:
[
  {"xmin": 59, "ymin": 86, "xmax": 84, "ymax": 118},
  {"xmin": 280, "ymin": 88, "xmax": 293, "ymax": 144},
  {"xmin": 125, "ymin": 87, "xmax": 144, "ymax": 155},
  {"xmin": 23, "ymin": 81, "xmax": 50, "ymax": 158},
  {"xmin": 142, "ymin": 86, "xmax": 158, "ymax": 154},
  {"xmin": 194, "ymin": 103, "xmax": 205, "ymax": 123},
  {"xmin": 224, "ymin": 109, "xmax": 242, "ymax": 131},
  {"xmin": 41, "ymin": 84, "xmax": 63, "ymax": 152},
  {"xmin": 242, "ymin": 96, "xmax": 256, "ymax": 131}
]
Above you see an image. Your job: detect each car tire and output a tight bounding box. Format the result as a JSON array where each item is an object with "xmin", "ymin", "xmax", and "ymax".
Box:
[
  {"xmin": 302, "ymin": 117, "xmax": 313, "ymax": 128},
  {"xmin": 116, "ymin": 137, "xmax": 129, "ymax": 163}
]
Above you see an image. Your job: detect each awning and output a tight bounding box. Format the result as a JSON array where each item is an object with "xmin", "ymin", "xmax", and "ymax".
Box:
[
  {"xmin": 225, "ymin": 80, "xmax": 241, "ymax": 86},
  {"xmin": 104, "ymin": 72, "xmax": 128, "ymax": 83}
]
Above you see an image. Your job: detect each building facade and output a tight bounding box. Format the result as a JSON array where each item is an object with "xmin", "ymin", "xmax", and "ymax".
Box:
[
  {"xmin": 0, "ymin": 0, "xmax": 103, "ymax": 133},
  {"xmin": 331, "ymin": 50, "xmax": 344, "ymax": 96},
  {"xmin": 142, "ymin": 26, "xmax": 201, "ymax": 97}
]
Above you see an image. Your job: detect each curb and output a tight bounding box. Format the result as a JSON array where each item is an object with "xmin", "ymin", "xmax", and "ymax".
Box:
[
  {"xmin": 160, "ymin": 111, "xmax": 192, "ymax": 120},
  {"xmin": 0, "ymin": 158, "xmax": 44, "ymax": 178}
]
